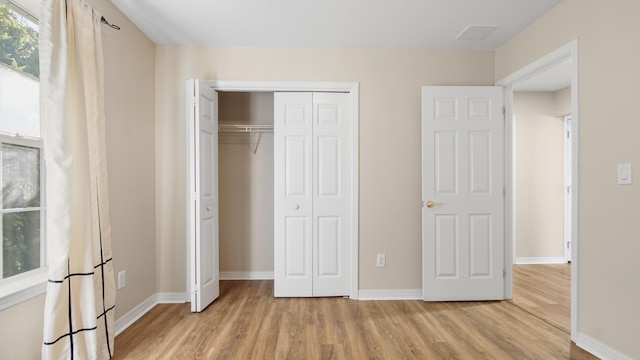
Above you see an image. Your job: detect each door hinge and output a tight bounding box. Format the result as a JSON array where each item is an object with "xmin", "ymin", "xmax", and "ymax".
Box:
[
  {"xmin": 502, "ymin": 106, "xmax": 506, "ymax": 116},
  {"xmin": 503, "ymin": 269, "xmax": 506, "ymax": 278},
  {"xmin": 567, "ymin": 130, "xmax": 570, "ymax": 139},
  {"xmin": 503, "ymin": 187, "xmax": 506, "ymax": 197},
  {"xmin": 191, "ymin": 96, "xmax": 197, "ymax": 108}
]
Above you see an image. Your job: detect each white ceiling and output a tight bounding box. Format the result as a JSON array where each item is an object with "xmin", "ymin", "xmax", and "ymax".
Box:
[{"xmin": 110, "ymin": 0, "xmax": 561, "ymax": 50}]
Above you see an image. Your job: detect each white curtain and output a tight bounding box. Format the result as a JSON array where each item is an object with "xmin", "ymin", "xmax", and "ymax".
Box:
[{"xmin": 40, "ymin": 0, "xmax": 116, "ymax": 359}]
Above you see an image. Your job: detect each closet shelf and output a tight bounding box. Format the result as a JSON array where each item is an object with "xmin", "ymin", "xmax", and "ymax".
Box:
[
  {"xmin": 218, "ymin": 124, "xmax": 273, "ymax": 133},
  {"xmin": 218, "ymin": 124, "xmax": 273, "ymax": 155}
]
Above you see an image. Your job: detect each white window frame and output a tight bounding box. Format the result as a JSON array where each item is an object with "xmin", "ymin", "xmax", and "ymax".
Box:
[{"xmin": 0, "ymin": 0, "xmax": 46, "ymax": 310}]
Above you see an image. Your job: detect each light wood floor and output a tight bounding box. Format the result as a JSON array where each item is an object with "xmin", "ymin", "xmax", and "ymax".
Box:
[
  {"xmin": 511, "ymin": 264, "xmax": 571, "ymax": 334},
  {"xmin": 114, "ymin": 273, "xmax": 593, "ymax": 359}
]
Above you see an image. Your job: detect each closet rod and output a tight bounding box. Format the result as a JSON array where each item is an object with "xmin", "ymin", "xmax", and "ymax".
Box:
[{"xmin": 218, "ymin": 124, "xmax": 273, "ymax": 133}]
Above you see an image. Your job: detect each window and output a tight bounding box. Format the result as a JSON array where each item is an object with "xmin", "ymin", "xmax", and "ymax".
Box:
[{"xmin": 0, "ymin": 0, "xmax": 45, "ymax": 309}]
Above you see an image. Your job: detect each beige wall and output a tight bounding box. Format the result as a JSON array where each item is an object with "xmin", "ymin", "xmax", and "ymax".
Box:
[
  {"xmin": 218, "ymin": 92, "xmax": 274, "ymax": 273},
  {"xmin": 496, "ymin": 0, "xmax": 640, "ymax": 357},
  {"xmin": 155, "ymin": 47, "xmax": 495, "ymax": 292},
  {"xmin": 99, "ymin": 1, "xmax": 157, "ymax": 321},
  {"xmin": 514, "ymin": 92, "xmax": 564, "ymax": 259},
  {"xmin": 0, "ymin": 293, "xmax": 45, "ymax": 359},
  {"xmin": 0, "ymin": 0, "xmax": 156, "ymax": 358}
]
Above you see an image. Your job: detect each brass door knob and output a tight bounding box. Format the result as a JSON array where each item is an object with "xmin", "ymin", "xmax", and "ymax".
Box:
[{"xmin": 426, "ymin": 200, "xmax": 443, "ymax": 208}]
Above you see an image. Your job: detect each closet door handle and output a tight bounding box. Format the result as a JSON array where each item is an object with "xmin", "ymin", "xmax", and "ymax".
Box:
[
  {"xmin": 293, "ymin": 204, "xmax": 300, "ymax": 210},
  {"xmin": 206, "ymin": 206, "xmax": 212, "ymax": 212}
]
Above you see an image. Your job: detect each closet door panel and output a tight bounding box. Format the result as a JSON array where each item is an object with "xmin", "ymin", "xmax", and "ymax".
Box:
[
  {"xmin": 284, "ymin": 136, "xmax": 309, "ymax": 197},
  {"xmin": 284, "ymin": 216, "xmax": 309, "ymax": 277},
  {"xmin": 317, "ymin": 136, "xmax": 340, "ymax": 197},
  {"xmin": 312, "ymin": 93, "xmax": 351, "ymax": 297},
  {"xmin": 317, "ymin": 216, "xmax": 340, "ymax": 276},
  {"xmin": 274, "ymin": 92, "xmax": 313, "ymax": 297}
]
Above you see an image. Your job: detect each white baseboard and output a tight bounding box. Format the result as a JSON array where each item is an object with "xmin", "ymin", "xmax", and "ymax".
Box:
[
  {"xmin": 515, "ymin": 257, "xmax": 567, "ymax": 265},
  {"xmin": 358, "ymin": 289, "xmax": 422, "ymax": 301},
  {"xmin": 114, "ymin": 294, "xmax": 157, "ymax": 336},
  {"xmin": 156, "ymin": 292, "xmax": 187, "ymax": 303},
  {"xmin": 115, "ymin": 292, "xmax": 186, "ymax": 336},
  {"xmin": 576, "ymin": 332, "xmax": 633, "ymax": 360},
  {"xmin": 220, "ymin": 271, "xmax": 274, "ymax": 280}
]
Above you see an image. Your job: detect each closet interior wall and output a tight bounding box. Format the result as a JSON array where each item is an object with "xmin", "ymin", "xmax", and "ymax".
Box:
[{"xmin": 218, "ymin": 92, "xmax": 275, "ymax": 276}]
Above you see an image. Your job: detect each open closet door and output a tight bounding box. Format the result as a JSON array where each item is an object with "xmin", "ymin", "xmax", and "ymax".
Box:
[
  {"xmin": 422, "ymin": 86, "xmax": 505, "ymax": 301},
  {"xmin": 187, "ymin": 79, "xmax": 220, "ymax": 311}
]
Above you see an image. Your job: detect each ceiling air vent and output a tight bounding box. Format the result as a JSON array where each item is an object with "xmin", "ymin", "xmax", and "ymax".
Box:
[{"xmin": 456, "ymin": 25, "xmax": 499, "ymax": 41}]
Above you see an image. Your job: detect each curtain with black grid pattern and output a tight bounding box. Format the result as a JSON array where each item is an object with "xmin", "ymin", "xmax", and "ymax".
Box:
[{"xmin": 40, "ymin": 0, "xmax": 115, "ymax": 359}]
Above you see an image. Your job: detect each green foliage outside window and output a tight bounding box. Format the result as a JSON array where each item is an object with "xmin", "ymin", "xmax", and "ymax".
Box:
[
  {"xmin": 0, "ymin": 3, "xmax": 39, "ymax": 78},
  {"xmin": 2, "ymin": 209, "xmax": 40, "ymax": 278},
  {"xmin": 2, "ymin": 144, "xmax": 41, "ymax": 279}
]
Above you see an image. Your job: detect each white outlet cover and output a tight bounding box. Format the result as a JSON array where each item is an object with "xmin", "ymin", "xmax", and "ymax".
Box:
[
  {"xmin": 618, "ymin": 163, "xmax": 632, "ymax": 185},
  {"xmin": 118, "ymin": 271, "xmax": 126, "ymax": 289},
  {"xmin": 376, "ymin": 254, "xmax": 386, "ymax": 268}
]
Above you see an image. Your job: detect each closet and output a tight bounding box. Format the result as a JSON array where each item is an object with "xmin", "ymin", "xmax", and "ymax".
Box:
[
  {"xmin": 218, "ymin": 91, "xmax": 353, "ymax": 298},
  {"xmin": 187, "ymin": 80, "xmax": 357, "ymax": 311}
]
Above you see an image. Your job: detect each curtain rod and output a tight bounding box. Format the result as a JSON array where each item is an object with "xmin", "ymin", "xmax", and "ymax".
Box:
[
  {"xmin": 100, "ymin": 16, "xmax": 120, "ymax": 30},
  {"xmin": 8, "ymin": 0, "xmax": 120, "ymax": 30}
]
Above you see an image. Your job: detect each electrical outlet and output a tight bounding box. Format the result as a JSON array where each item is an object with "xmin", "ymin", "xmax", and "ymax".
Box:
[
  {"xmin": 118, "ymin": 271, "xmax": 126, "ymax": 289},
  {"xmin": 377, "ymin": 254, "xmax": 386, "ymax": 268}
]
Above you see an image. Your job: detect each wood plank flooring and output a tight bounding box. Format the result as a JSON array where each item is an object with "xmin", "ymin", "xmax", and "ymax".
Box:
[
  {"xmin": 511, "ymin": 264, "xmax": 571, "ymax": 333},
  {"xmin": 113, "ymin": 276, "xmax": 594, "ymax": 359}
]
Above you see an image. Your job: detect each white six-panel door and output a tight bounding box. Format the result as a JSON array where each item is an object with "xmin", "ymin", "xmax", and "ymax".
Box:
[
  {"xmin": 422, "ymin": 86, "xmax": 505, "ymax": 301},
  {"xmin": 274, "ymin": 92, "xmax": 351, "ymax": 297},
  {"xmin": 187, "ymin": 80, "xmax": 220, "ymax": 311}
]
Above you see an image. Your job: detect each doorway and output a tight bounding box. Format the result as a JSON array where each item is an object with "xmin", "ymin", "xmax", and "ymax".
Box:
[
  {"xmin": 512, "ymin": 80, "xmax": 571, "ymax": 265},
  {"xmin": 497, "ymin": 39, "xmax": 579, "ymax": 340}
]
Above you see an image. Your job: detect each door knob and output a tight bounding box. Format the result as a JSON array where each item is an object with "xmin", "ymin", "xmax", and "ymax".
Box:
[
  {"xmin": 425, "ymin": 200, "xmax": 443, "ymax": 208},
  {"xmin": 294, "ymin": 204, "xmax": 300, "ymax": 210},
  {"xmin": 206, "ymin": 206, "xmax": 212, "ymax": 211}
]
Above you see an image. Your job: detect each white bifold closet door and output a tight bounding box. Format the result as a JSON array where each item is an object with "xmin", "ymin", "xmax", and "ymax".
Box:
[
  {"xmin": 274, "ymin": 92, "xmax": 351, "ymax": 297},
  {"xmin": 187, "ymin": 80, "xmax": 220, "ymax": 312}
]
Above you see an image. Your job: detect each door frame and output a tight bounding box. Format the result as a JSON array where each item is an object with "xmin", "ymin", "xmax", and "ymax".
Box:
[
  {"xmin": 563, "ymin": 115, "xmax": 572, "ymax": 263},
  {"xmin": 186, "ymin": 80, "xmax": 360, "ymax": 300},
  {"xmin": 496, "ymin": 39, "xmax": 579, "ymax": 340}
]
